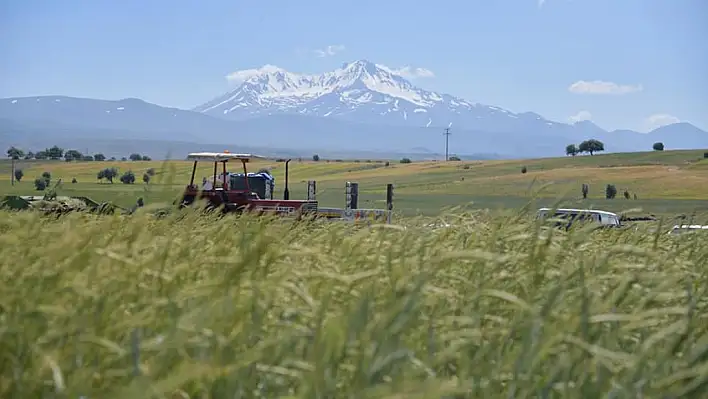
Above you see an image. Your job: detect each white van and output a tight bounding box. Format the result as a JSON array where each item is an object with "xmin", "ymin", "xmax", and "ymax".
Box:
[
  {"xmin": 536, "ymin": 208, "xmax": 621, "ymax": 229},
  {"xmin": 668, "ymin": 224, "xmax": 708, "ymax": 236}
]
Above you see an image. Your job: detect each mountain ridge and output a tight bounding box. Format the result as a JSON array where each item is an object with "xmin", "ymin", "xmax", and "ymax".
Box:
[{"xmin": 1, "ymin": 59, "xmax": 706, "ymax": 159}]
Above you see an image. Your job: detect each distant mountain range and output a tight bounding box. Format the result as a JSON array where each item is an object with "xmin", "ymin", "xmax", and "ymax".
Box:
[{"xmin": 1, "ymin": 59, "xmax": 706, "ymax": 159}]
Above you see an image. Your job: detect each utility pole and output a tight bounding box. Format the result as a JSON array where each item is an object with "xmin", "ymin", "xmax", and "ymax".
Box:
[{"xmin": 443, "ymin": 127, "xmax": 452, "ymax": 161}]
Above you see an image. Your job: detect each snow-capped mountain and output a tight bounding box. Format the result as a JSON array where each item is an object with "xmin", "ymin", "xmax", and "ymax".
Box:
[
  {"xmin": 195, "ymin": 59, "xmax": 563, "ymax": 133},
  {"xmin": 2, "ymin": 60, "xmax": 706, "ymax": 159}
]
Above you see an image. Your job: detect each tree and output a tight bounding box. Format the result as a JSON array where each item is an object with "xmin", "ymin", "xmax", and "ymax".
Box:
[
  {"xmin": 565, "ymin": 144, "xmax": 579, "ymax": 156},
  {"xmin": 105, "ymin": 167, "xmax": 118, "ymax": 183},
  {"xmin": 120, "ymin": 170, "xmax": 136, "ymax": 184},
  {"xmin": 24, "ymin": 151, "xmax": 34, "ymax": 160},
  {"xmin": 578, "ymin": 139, "xmax": 605, "ymax": 155},
  {"xmin": 6, "ymin": 146, "xmax": 24, "ymax": 160},
  {"xmin": 64, "ymin": 149, "xmax": 83, "ymax": 162},
  {"xmin": 521, "ymin": 166, "xmax": 527, "ymax": 174},
  {"xmin": 605, "ymin": 184, "xmax": 617, "ymax": 199},
  {"xmin": 46, "ymin": 146, "xmax": 64, "ymax": 160},
  {"xmin": 449, "ymin": 156, "xmax": 461, "ymax": 161},
  {"xmin": 129, "ymin": 153, "xmax": 143, "ymax": 161},
  {"xmin": 14, "ymin": 169, "xmax": 23, "ymax": 182},
  {"xmin": 97, "ymin": 167, "xmax": 118, "ymax": 183},
  {"xmin": 94, "ymin": 153, "xmax": 106, "ymax": 161},
  {"xmin": 400, "ymin": 157, "xmax": 412, "ymax": 164},
  {"xmin": 652, "ymin": 142, "xmax": 665, "ymax": 151},
  {"xmin": 34, "ymin": 150, "xmax": 48, "ymax": 160},
  {"xmin": 312, "ymin": 154, "xmax": 320, "ymax": 162},
  {"xmin": 82, "ymin": 155, "xmax": 94, "ymax": 161},
  {"xmin": 141, "ymin": 155, "xmax": 151, "ymax": 161},
  {"xmin": 41, "ymin": 171, "xmax": 51, "ymax": 185},
  {"xmin": 34, "ymin": 178, "xmax": 47, "ymax": 191}
]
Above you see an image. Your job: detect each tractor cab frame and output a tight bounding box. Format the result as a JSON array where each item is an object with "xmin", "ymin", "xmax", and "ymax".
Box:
[{"xmin": 180, "ymin": 151, "xmax": 317, "ymax": 215}]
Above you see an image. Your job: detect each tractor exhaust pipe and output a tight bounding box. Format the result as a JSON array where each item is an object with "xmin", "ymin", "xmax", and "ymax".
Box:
[{"xmin": 284, "ymin": 159, "xmax": 291, "ymax": 200}]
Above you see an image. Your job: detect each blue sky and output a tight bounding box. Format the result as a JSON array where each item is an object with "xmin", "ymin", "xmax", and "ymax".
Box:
[{"xmin": 1, "ymin": 0, "xmax": 706, "ymax": 132}]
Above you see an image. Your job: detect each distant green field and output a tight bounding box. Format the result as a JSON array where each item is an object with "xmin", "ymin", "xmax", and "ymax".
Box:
[{"xmin": 1, "ymin": 149, "xmax": 707, "ymax": 218}]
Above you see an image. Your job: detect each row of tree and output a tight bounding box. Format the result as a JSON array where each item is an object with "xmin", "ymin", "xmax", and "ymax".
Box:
[
  {"xmin": 565, "ymin": 140, "xmax": 666, "ymax": 156},
  {"xmin": 12, "ymin": 166, "xmax": 156, "ymax": 190},
  {"xmin": 581, "ymin": 183, "xmax": 637, "ymax": 200},
  {"xmin": 97, "ymin": 167, "xmax": 155, "ymax": 184},
  {"xmin": 6, "ymin": 146, "xmax": 151, "ymax": 162}
]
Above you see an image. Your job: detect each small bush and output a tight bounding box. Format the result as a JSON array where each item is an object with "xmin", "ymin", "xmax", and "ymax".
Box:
[
  {"xmin": 400, "ymin": 158, "xmax": 412, "ymax": 164},
  {"xmin": 142, "ymin": 173, "xmax": 150, "ymax": 184},
  {"xmin": 449, "ymin": 156, "xmax": 461, "ymax": 161},
  {"xmin": 33, "ymin": 178, "xmax": 46, "ymax": 191},
  {"xmin": 120, "ymin": 170, "xmax": 136, "ymax": 184},
  {"xmin": 312, "ymin": 154, "xmax": 320, "ymax": 162},
  {"xmin": 71, "ymin": 178, "xmax": 77, "ymax": 184},
  {"xmin": 521, "ymin": 166, "xmax": 527, "ymax": 174},
  {"xmin": 384, "ymin": 161, "xmax": 390, "ymax": 167},
  {"xmin": 14, "ymin": 169, "xmax": 23, "ymax": 182}
]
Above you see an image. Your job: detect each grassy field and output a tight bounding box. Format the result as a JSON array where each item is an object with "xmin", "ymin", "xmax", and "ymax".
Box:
[
  {"xmin": 2, "ymin": 208, "xmax": 708, "ymax": 397},
  {"xmin": 1, "ymin": 149, "xmax": 707, "ymax": 218}
]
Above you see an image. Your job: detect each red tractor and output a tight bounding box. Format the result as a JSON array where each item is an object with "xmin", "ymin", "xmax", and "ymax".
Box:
[{"xmin": 179, "ymin": 151, "xmax": 318, "ymax": 216}]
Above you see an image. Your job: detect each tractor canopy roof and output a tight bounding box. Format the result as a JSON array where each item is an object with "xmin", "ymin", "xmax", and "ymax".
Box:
[{"xmin": 186, "ymin": 152, "xmax": 266, "ymax": 162}]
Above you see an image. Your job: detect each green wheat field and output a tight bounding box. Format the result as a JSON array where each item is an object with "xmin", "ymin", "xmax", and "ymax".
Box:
[
  {"xmin": 2, "ymin": 205, "xmax": 708, "ymax": 398},
  {"xmin": 2, "ymin": 149, "xmax": 708, "ymax": 398}
]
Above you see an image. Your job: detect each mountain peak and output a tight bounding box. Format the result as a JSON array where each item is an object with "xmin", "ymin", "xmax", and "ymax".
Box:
[{"xmin": 341, "ymin": 59, "xmax": 376, "ymax": 71}]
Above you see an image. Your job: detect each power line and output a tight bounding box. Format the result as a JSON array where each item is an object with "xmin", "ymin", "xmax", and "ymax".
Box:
[{"xmin": 443, "ymin": 127, "xmax": 452, "ymax": 161}]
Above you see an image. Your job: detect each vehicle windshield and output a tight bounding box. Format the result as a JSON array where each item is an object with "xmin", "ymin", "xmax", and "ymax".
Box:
[{"xmin": 603, "ymin": 214, "xmax": 620, "ymax": 226}]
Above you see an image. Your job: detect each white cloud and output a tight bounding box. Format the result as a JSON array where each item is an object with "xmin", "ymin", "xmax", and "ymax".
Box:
[
  {"xmin": 569, "ymin": 110, "xmax": 592, "ymax": 123},
  {"xmin": 378, "ymin": 64, "xmax": 435, "ymax": 79},
  {"xmin": 394, "ymin": 66, "xmax": 435, "ymax": 79},
  {"xmin": 225, "ymin": 64, "xmax": 283, "ymax": 84},
  {"xmin": 644, "ymin": 113, "xmax": 681, "ymax": 131},
  {"xmin": 314, "ymin": 44, "xmax": 345, "ymax": 58},
  {"xmin": 568, "ymin": 80, "xmax": 643, "ymax": 95}
]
